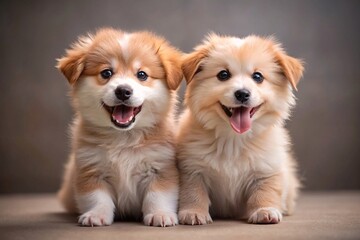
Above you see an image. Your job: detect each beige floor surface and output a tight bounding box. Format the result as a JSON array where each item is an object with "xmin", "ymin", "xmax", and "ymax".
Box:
[{"xmin": 0, "ymin": 191, "xmax": 359, "ymax": 240}]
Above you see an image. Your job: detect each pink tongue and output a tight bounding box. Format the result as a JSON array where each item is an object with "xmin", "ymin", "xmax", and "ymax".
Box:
[
  {"xmin": 112, "ymin": 106, "xmax": 134, "ymax": 123},
  {"xmin": 230, "ymin": 107, "xmax": 252, "ymax": 134}
]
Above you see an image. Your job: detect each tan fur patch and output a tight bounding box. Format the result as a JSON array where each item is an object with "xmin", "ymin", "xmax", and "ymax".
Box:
[{"xmin": 75, "ymin": 163, "xmax": 104, "ymax": 194}]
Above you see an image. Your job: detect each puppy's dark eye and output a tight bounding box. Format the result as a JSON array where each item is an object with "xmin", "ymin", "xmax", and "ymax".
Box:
[
  {"xmin": 252, "ymin": 72, "xmax": 264, "ymax": 83},
  {"xmin": 217, "ymin": 70, "xmax": 231, "ymax": 81},
  {"xmin": 100, "ymin": 69, "xmax": 113, "ymax": 80},
  {"xmin": 137, "ymin": 71, "xmax": 148, "ymax": 81}
]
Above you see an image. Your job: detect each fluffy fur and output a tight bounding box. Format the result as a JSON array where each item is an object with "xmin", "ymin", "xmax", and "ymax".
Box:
[
  {"xmin": 57, "ymin": 28, "xmax": 183, "ymax": 227},
  {"xmin": 177, "ymin": 34, "xmax": 304, "ymax": 224}
]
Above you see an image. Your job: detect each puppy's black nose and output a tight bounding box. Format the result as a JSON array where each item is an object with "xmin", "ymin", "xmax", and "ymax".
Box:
[
  {"xmin": 115, "ymin": 86, "xmax": 133, "ymax": 101},
  {"xmin": 234, "ymin": 89, "xmax": 251, "ymax": 103}
]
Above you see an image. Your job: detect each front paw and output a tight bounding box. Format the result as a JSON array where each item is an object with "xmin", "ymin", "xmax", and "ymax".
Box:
[
  {"xmin": 143, "ymin": 212, "xmax": 178, "ymax": 227},
  {"xmin": 78, "ymin": 209, "xmax": 114, "ymax": 227},
  {"xmin": 178, "ymin": 209, "xmax": 213, "ymax": 225},
  {"xmin": 248, "ymin": 207, "xmax": 282, "ymax": 224}
]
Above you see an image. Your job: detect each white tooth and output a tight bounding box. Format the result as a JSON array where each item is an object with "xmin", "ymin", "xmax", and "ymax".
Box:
[{"xmin": 112, "ymin": 115, "xmax": 135, "ymax": 125}]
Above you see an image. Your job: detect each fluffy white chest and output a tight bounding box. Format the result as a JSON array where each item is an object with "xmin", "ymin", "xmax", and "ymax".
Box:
[{"xmin": 102, "ymin": 139, "xmax": 175, "ymax": 217}]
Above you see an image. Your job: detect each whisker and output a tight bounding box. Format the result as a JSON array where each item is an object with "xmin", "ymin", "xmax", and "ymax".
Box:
[{"xmin": 97, "ymin": 101, "xmax": 105, "ymax": 110}]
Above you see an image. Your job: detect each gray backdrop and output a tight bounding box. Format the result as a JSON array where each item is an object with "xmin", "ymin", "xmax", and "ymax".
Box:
[{"xmin": 1, "ymin": 0, "xmax": 359, "ymax": 193}]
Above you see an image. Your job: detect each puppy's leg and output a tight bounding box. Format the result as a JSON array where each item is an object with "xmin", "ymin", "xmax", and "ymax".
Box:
[
  {"xmin": 246, "ymin": 174, "xmax": 283, "ymax": 224},
  {"xmin": 58, "ymin": 154, "xmax": 78, "ymax": 213},
  {"xmin": 76, "ymin": 165, "xmax": 115, "ymax": 227},
  {"xmin": 284, "ymin": 166, "xmax": 300, "ymax": 215},
  {"xmin": 142, "ymin": 167, "xmax": 179, "ymax": 227},
  {"xmin": 178, "ymin": 174, "xmax": 212, "ymax": 225}
]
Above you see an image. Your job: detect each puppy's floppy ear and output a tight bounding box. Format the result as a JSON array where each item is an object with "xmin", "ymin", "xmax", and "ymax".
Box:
[
  {"xmin": 276, "ymin": 51, "xmax": 304, "ymax": 91},
  {"xmin": 182, "ymin": 45, "xmax": 211, "ymax": 84},
  {"xmin": 56, "ymin": 35, "xmax": 93, "ymax": 85},
  {"xmin": 157, "ymin": 43, "xmax": 184, "ymax": 90}
]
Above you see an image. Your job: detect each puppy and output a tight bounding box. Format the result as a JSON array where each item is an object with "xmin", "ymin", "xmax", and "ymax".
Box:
[
  {"xmin": 177, "ymin": 34, "xmax": 304, "ymax": 224},
  {"xmin": 57, "ymin": 28, "xmax": 183, "ymax": 227}
]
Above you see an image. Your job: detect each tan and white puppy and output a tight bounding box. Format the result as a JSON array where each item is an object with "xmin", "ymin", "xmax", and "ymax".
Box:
[
  {"xmin": 177, "ymin": 34, "xmax": 304, "ymax": 224},
  {"xmin": 57, "ymin": 28, "xmax": 183, "ymax": 227}
]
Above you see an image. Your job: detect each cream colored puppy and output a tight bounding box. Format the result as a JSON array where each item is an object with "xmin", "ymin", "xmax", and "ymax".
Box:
[
  {"xmin": 57, "ymin": 28, "xmax": 183, "ymax": 227},
  {"xmin": 178, "ymin": 34, "xmax": 304, "ymax": 224}
]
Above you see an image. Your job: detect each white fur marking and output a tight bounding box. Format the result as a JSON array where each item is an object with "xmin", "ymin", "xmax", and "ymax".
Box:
[
  {"xmin": 142, "ymin": 188, "xmax": 179, "ymax": 227},
  {"xmin": 133, "ymin": 60, "xmax": 142, "ymax": 70},
  {"xmin": 77, "ymin": 190, "xmax": 115, "ymax": 226},
  {"xmin": 111, "ymin": 58, "xmax": 118, "ymax": 70},
  {"xmin": 118, "ymin": 34, "xmax": 130, "ymax": 61},
  {"xmin": 248, "ymin": 207, "xmax": 282, "ymax": 224},
  {"xmin": 230, "ymin": 37, "xmax": 244, "ymax": 48}
]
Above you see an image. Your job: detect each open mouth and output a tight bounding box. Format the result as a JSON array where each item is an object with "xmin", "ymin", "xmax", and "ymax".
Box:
[
  {"xmin": 220, "ymin": 102, "xmax": 261, "ymax": 134},
  {"xmin": 103, "ymin": 103, "xmax": 142, "ymax": 129}
]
